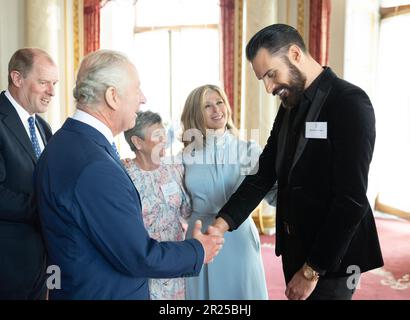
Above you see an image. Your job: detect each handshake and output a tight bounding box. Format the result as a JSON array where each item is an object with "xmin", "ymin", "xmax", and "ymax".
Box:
[{"xmin": 192, "ymin": 218, "xmax": 230, "ymax": 264}]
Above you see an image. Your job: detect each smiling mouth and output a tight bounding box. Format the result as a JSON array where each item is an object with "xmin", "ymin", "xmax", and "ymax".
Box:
[
  {"xmin": 273, "ymin": 88, "xmax": 288, "ymax": 100},
  {"xmin": 211, "ymin": 114, "xmax": 224, "ymax": 121},
  {"xmin": 41, "ymin": 98, "xmax": 50, "ymax": 104}
]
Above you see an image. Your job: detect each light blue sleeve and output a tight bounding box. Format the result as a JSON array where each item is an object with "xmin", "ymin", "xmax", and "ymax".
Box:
[{"xmin": 235, "ymin": 139, "xmax": 277, "ymax": 206}]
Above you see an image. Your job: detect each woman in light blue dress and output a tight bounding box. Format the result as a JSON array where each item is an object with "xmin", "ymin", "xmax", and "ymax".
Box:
[{"xmin": 180, "ymin": 84, "xmax": 269, "ymax": 300}]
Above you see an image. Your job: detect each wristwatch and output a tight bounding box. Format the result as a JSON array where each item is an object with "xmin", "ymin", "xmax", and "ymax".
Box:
[{"xmin": 302, "ymin": 263, "xmax": 320, "ymax": 281}]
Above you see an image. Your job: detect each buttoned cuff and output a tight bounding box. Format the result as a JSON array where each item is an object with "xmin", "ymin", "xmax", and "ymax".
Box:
[{"xmin": 216, "ymin": 212, "xmax": 236, "ymax": 231}]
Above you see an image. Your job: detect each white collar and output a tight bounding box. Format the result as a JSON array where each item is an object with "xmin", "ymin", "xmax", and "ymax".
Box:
[
  {"xmin": 5, "ymin": 89, "xmax": 35, "ymax": 123},
  {"xmin": 71, "ymin": 109, "xmax": 115, "ymax": 144},
  {"xmin": 205, "ymin": 129, "xmax": 230, "ymax": 147}
]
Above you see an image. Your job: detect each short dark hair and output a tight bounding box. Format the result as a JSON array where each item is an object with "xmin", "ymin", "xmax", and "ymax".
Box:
[
  {"xmin": 124, "ymin": 110, "xmax": 162, "ymax": 152},
  {"xmin": 245, "ymin": 24, "xmax": 307, "ymax": 61}
]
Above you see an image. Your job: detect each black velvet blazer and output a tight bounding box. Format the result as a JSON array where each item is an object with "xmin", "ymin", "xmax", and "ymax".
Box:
[{"xmin": 218, "ymin": 68, "xmax": 384, "ymax": 277}]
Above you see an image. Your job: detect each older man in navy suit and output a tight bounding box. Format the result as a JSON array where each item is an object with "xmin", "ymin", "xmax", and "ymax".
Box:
[
  {"xmin": 34, "ymin": 50, "xmax": 223, "ymax": 299},
  {"xmin": 0, "ymin": 48, "xmax": 59, "ymax": 299}
]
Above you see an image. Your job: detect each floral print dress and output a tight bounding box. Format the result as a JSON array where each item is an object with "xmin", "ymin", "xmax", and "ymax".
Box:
[{"xmin": 122, "ymin": 158, "xmax": 192, "ymax": 300}]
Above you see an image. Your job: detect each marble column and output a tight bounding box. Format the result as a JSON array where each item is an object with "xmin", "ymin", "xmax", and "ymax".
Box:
[
  {"xmin": 26, "ymin": 0, "xmax": 66, "ymax": 131},
  {"xmin": 0, "ymin": 0, "xmax": 26, "ymax": 89},
  {"xmin": 242, "ymin": 0, "xmax": 278, "ymax": 147},
  {"xmin": 242, "ymin": 0, "xmax": 278, "ymax": 234}
]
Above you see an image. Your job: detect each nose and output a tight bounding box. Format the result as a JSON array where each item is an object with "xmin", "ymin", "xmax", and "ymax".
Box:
[
  {"xmin": 139, "ymin": 90, "xmax": 147, "ymax": 104},
  {"xmin": 212, "ymin": 104, "xmax": 219, "ymax": 112},
  {"xmin": 47, "ymin": 83, "xmax": 55, "ymax": 96},
  {"xmin": 160, "ymin": 133, "xmax": 167, "ymax": 143},
  {"xmin": 262, "ymin": 78, "xmax": 276, "ymax": 94}
]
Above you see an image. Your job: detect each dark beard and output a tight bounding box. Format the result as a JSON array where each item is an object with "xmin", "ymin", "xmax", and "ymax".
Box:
[{"xmin": 274, "ymin": 56, "xmax": 306, "ymax": 109}]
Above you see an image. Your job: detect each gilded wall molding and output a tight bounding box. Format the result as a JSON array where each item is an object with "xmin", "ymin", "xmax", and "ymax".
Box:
[
  {"xmin": 73, "ymin": 0, "xmax": 80, "ymax": 73},
  {"xmin": 64, "ymin": 0, "xmax": 70, "ymax": 117},
  {"xmin": 297, "ymin": 0, "xmax": 305, "ymax": 39},
  {"xmin": 234, "ymin": 0, "xmax": 243, "ymax": 129}
]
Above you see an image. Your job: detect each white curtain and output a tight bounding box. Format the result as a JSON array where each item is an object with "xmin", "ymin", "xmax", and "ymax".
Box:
[{"xmin": 374, "ymin": 13, "xmax": 410, "ymax": 214}]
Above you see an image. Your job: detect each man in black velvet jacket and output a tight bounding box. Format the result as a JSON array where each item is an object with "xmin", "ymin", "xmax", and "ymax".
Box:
[{"xmin": 212, "ymin": 24, "xmax": 383, "ymax": 300}]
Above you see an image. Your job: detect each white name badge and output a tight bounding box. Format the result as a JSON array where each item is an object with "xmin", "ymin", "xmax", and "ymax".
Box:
[
  {"xmin": 305, "ymin": 122, "xmax": 327, "ymax": 139},
  {"xmin": 161, "ymin": 182, "xmax": 180, "ymax": 200}
]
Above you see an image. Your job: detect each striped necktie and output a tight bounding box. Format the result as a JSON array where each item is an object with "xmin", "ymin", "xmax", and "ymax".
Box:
[
  {"xmin": 111, "ymin": 142, "xmax": 120, "ymax": 160},
  {"xmin": 28, "ymin": 116, "xmax": 41, "ymax": 159}
]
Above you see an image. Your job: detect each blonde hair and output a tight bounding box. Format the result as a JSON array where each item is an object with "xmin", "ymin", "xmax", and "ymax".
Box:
[{"xmin": 180, "ymin": 84, "xmax": 238, "ymax": 147}]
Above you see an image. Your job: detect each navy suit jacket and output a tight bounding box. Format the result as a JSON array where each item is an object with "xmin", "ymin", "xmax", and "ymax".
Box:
[
  {"xmin": 34, "ymin": 118, "xmax": 204, "ymax": 299},
  {"xmin": 0, "ymin": 91, "xmax": 51, "ymax": 299}
]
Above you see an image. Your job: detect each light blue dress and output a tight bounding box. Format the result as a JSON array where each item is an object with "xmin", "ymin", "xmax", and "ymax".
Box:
[{"xmin": 183, "ymin": 131, "xmax": 268, "ymax": 300}]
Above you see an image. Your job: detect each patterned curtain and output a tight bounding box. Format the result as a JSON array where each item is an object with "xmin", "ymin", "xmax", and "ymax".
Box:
[
  {"xmin": 220, "ymin": 0, "xmax": 235, "ymax": 116},
  {"xmin": 84, "ymin": 0, "xmax": 110, "ymax": 55},
  {"xmin": 309, "ymin": 0, "xmax": 332, "ymax": 66}
]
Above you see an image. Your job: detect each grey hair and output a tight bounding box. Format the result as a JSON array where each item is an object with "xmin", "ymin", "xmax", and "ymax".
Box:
[
  {"xmin": 124, "ymin": 111, "xmax": 162, "ymax": 152},
  {"xmin": 73, "ymin": 49, "xmax": 132, "ymax": 109}
]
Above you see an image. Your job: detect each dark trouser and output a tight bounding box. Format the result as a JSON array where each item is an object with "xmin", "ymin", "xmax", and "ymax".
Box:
[
  {"xmin": 28, "ymin": 272, "xmax": 48, "ymax": 300},
  {"xmin": 0, "ymin": 222, "xmax": 47, "ymax": 300},
  {"xmin": 280, "ymin": 223, "xmax": 357, "ymax": 300},
  {"xmin": 307, "ymin": 276, "xmax": 356, "ymax": 300},
  {"xmin": 0, "ymin": 269, "xmax": 47, "ymax": 300},
  {"xmin": 0, "ymin": 281, "xmax": 47, "ymax": 300}
]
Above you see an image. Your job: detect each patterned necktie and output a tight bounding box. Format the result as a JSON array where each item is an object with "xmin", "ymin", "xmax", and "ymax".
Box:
[
  {"xmin": 111, "ymin": 142, "xmax": 121, "ymax": 160},
  {"xmin": 28, "ymin": 116, "xmax": 42, "ymax": 159}
]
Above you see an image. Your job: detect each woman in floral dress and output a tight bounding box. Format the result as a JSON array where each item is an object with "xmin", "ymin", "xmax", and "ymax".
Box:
[{"xmin": 123, "ymin": 111, "xmax": 192, "ymax": 300}]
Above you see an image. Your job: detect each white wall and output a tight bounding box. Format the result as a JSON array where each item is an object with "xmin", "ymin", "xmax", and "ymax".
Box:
[
  {"xmin": 242, "ymin": 0, "xmax": 278, "ymax": 147},
  {"xmin": 328, "ymin": 0, "xmax": 347, "ymax": 78},
  {"xmin": 0, "ymin": 0, "xmax": 26, "ymax": 90},
  {"xmin": 0, "ymin": 0, "xmax": 72, "ymax": 132}
]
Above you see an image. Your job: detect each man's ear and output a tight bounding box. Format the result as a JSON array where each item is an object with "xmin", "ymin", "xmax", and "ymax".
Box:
[
  {"xmin": 10, "ymin": 71, "xmax": 23, "ymax": 87},
  {"xmin": 288, "ymin": 44, "xmax": 303, "ymax": 64},
  {"xmin": 105, "ymin": 86, "xmax": 119, "ymax": 110},
  {"xmin": 131, "ymin": 135, "xmax": 143, "ymax": 151}
]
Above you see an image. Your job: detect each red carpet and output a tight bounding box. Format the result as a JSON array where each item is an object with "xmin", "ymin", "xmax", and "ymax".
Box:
[{"xmin": 260, "ymin": 217, "xmax": 410, "ymax": 300}]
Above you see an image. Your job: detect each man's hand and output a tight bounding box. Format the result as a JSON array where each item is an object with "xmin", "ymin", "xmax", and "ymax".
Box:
[
  {"xmin": 207, "ymin": 217, "xmax": 229, "ymax": 237},
  {"xmin": 285, "ymin": 267, "xmax": 318, "ymax": 300},
  {"xmin": 192, "ymin": 220, "xmax": 224, "ymax": 264}
]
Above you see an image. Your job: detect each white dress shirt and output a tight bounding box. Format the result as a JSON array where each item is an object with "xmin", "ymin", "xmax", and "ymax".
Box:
[
  {"xmin": 71, "ymin": 109, "xmax": 115, "ymax": 145},
  {"xmin": 5, "ymin": 89, "xmax": 45, "ymax": 151}
]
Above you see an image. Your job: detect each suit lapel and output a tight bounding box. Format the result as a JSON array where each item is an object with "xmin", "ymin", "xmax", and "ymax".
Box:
[
  {"xmin": 275, "ymin": 107, "xmax": 290, "ymax": 175},
  {"xmin": 0, "ymin": 95, "xmax": 37, "ymax": 163},
  {"xmin": 35, "ymin": 117, "xmax": 48, "ymax": 145},
  {"xmin": 104, "ymin": 144, "xmax": 123, "ymax": 166},
  {"xmin": 102, "ymin": 140, "xmax": 142, "ymax": 209},
  {"xmin": 288, "ymin": 68, "xmax": 336, "ymax": 180},
  {"xmin": 64, "ymin": 118, "xmax": 141, "ymax": 207}
]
